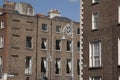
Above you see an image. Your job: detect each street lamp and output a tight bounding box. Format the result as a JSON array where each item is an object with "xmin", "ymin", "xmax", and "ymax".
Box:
[{"xmin": 61, "ymin": 22, "xmax": 74, "ymax": 80}]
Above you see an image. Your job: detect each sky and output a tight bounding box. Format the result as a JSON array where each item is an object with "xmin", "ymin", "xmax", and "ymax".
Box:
[{"xmin": 0, "ymin": 0, "xmax": 80, "ymax": 22}]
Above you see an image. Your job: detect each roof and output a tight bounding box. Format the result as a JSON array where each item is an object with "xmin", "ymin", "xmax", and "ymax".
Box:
[{"xmin": 53, "ymin": 16, "xmax": 72, "ymax": 21}]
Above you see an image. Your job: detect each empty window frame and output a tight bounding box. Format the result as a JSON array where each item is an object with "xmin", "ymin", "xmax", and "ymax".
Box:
[
  {"xmin": 41, "ymin": 38, "xmax": 47, "ymax": 50},
  {"xmin": 66, "ymin": 59, "xmax": 72, "ymax": 75},
  {"xmin": 67, "ymin": 40, "xmax": 72, "ymax": 51},
  {"xmin": 90, "ymin": 76, "xmax": 102, "ymax": 80},
  {"xmin": 26, "ymin": 37, "xmax": 33, "ymax": 49},
  {"xmin": 56, "ymin": 40, "xmax": 61, "ymax": 50},
  {"xmin": 55, "ymin": 58, "xmax": 61, "ymax": 74},
  {"xmin": 0, "ymin": 20, "xmax": 5, "ymax": 29},
  {"xmin": 25, "ymin": 57, "xmax": 32, "ymax": 74},
  {"xmin": 89, "ymin": 41, "xmax": 101, "ymax": 67},
  {"xmin": 41, "ymin": 24, "xmax": 48, "ymax": 31},
  {"xmin": 41, "ymin": 57, "xmax": 47, "ymax": 74},
  {"xmin": 0, "ymin": 36, "xmax": 4, "ymax": 48},
  {"xmin": 92, "ymin": 13, "xmax": 98, "ymax": 30},
  {"xmin": 56, "ymin": 26, "xmax": 61, "ymax": 33}
]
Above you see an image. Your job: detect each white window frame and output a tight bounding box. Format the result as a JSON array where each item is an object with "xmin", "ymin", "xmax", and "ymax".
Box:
[
  {"xmin": 92, "ymin": 13, "xmax": 98, "ymax": 30},
  {"xmin": 56, "ymin": 26, "xmax": 61, "ymax": 33},
  {"xmin": 67, "ymin": 40, "xmax": 72, "ymax": 52},
  {"xmin": 55, "ymin": 40, "xmax": 62, "ymax": 51},
  {"xmin": 41, "ymin": 38, "xmax": 47, "ymax": 50},
  {"xmin": 0, "ymin": 57, "xmax": 2, "ymax": 74},
  {"xmin": 77, "ymin": 41, "xmax": 80, "ymax": 52},
  {"xmin": 66, "ymin": 59, "xmax": 72, "ymax": 75},
  {"xmin": 26, "ymin": 37, "xmax": 33, "ymax": 49},
  {"xmin": 92, "ymin": 0, "xmax": 99, "ymax": 3},
  {"xmin": 118, "ymin": 6, "xmax": 120, "ymax": 23},
  {"xmin": 118, "ymin": 38, "xmax": 120, "ymax": 65},
  {"xmin": 55, "ymin": 58, "xmax": 61, "ymax": 75},
  {"xmin": 25, "ymin": 57, "xmax": 32, "ymax": 74},
  {"xmin": 41, "ymin": 24, "xmax": 48, "ymax": 32},
  {"xmin": 0, "ymin": 20, "xmax": 5, "ymax": 29},
  {"xmin": 27, "ymin": 8, "xmax": 30, "ymax": 15},
  {"xmin": 89, "ymin": 41, "xmax": 101, "ymax": 67},
  {"xmin": 41, "ymin": 57, "xmax": 47, "ymax": 76},
  {"xmin": 77, "ymin": 28, "xmax": 80, "ymax": 35},
  {"xmin": 90, "ymin": 76, "xmax": 102, "ymax": 80},
  {"xmin": 119, "ymin": 76, "xmax": 120, "ymax": 80},
  {"xmin": 0, "ymin": 36, "xmax": 4, "ymax": 48}
]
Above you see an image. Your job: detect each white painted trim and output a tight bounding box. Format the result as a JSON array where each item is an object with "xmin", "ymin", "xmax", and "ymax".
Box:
[{"xmin": 118, "ymin": 6, "xmax": 120, "ymax": 23}]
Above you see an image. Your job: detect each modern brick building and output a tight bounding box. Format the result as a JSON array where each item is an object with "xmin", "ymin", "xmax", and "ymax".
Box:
[
  {"xmin": 81, "ymin": 0, "xmax": 120, "ymax": 80},
  {"xmin": 0, "ymin": 1, "xmax": 80, "ymax": 80}
]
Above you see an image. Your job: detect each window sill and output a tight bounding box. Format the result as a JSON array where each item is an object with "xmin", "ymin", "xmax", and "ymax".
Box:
[
  {"xmin": 91, "ymin": 29, "xmax": 98, "ymax": 32},
  {"xmin": 117, "ymin": 65, "xmax": 120, "ymax": 68},
  {"xmin": 56, "ymin": 32, "xmax": 62, "ymax": 34},
  {"xmin": 25, "ymin": 73, "xmax": 32, "ymax": 76},
  {"xmin": 54, "ymin": 74, "xmax": 62, "ymax": 76},
  {"xmin": 26, "ymin": 48, "xmax": 33, "ymax": 50},
  {"xmin": 89, "ymin": 66, "xmax": 103, "ymax": 70},
  {"xmin": 0, "ymin": 28, "xmax": 5, "ymax": 30},
  {"xmin": 41, "ymin": 49, "xmax": 48, "ymax": 51},
  {"xmin": 41, "ymin": 30, "xmax": 48, "ymax": 33},
  {"xmin": 66, "ymin": 74, "xmax": 72, "ymax": 76},
  {"xmin": 66, "ymin": 51, "xmax": 72, "ymax": 53},
  {"xmin": 117, "ymin": 23, "xmax": 120, "ymax": 26},
  {"xmin": 92, "ymin": 2, "xmax": 99, "ymax": 5},
  {"xmin": 55, "ymin": 50, "xmax": 62, "ymax": 52},
  {"xmin": 0, "ymin": 47, "xmax": 3, "ymax": 49}
]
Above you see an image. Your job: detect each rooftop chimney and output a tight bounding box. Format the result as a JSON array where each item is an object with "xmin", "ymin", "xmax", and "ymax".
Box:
[{"xmin": 48, "ymin": 9, "xmax": 61, "ymax": 18}]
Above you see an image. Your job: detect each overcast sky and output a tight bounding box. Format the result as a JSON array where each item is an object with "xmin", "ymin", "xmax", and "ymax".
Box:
[{"xmin": 0, "ymin": 0, "xmax": 80, "ymax": 22}]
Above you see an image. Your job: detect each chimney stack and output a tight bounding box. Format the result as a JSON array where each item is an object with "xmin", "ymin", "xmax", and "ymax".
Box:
[{"xmin": 48, "ymin": 9, "xmax": 61, "ymax": 18}]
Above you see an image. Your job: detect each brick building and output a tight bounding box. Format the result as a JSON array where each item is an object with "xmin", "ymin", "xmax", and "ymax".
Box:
[
  {"xmin": 0, "ymin": 1, "xmax": 80, "ymax": 80},
  {"xmin": 81, "ymin": 0, "xmax": 120, "ymax": 80}
]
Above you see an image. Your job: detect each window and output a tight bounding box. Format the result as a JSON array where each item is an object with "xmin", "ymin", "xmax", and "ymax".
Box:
[
  {"xmin": 90, "ymin": 76, "xmax": 102, "ymax": 80},
  {"xmin": 41, "ymin": 57, "xmax": 47, "ymax": 74},
  {"xmin": 25, "ymin": 57, "xmax": 32, "ymax": 74},
  {"xmin": 56, "ymin": 40, "xmax": 61, "ymax": 50},
  {"xmin": 0, "ymin": 20, "xmax": 5, "ymax": 29},
  {"xmin": 26, "ymin": 37, "xmax": 33, "ymax": 49},
  {"xmin": 56, "ymin": 26, "xmax": 61, "ymax": 33},
  {"xmin": 77, "ymin": 28, "xmax": 80, "ymax": 34},
  {"xmin": 92, "ymin": 0, "xmax": 99, "ymax": 3},
  {"xmin": 77, "ymin": 42, "xmax": 80, "ymax": 52},
  {"xmin": 66, "ymin": 59, "xmax": 72, "ymax": 75},
  {"xmin": 55, "ymin": 58, "xmax": 61, "ymax": 74},
  {"xmin": 42, "ymin": 24, "xmax": 48, "ymax": 31},
  {"xmin": 26, "ymin": 77, "xmax": 29, "ymax": 80},
  {"xmin": 27, "ymin": 8, "xmax": 30, "ymax": 15},
  {"xmin": 0, "ymin": 36, "xmax": 4, "ymax": 48},
  {"xmin": 118, "ymin": 38, "xmax": 120, "ymax": 65},
  {"xmin": 92, "ymin": 13, "xmax": 98, "ymax": 30},
  {"xmin": 0, "ymin": 57, "xmax": 2, "ymax": 76},
  {"xmin": 77, "ymin": 60, "xmax": 80, "ymax": 75},
  {"xmin": 41, "ymin": 38, "xmax": 47, "ymax": 50},
  {"xmin": 67, "ymin": 40, "xmax": 72, "ymax": 51},
  {"xmin": 118, "ymin": 6, "xmax": 120, "ymax": 23},
  {"xmin": 89, "ymin": 41, "xmax": 101, "ymax": 67}
]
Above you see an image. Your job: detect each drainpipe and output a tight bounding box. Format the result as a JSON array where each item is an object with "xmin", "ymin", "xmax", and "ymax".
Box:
[{"xmin": 35, "ymin": 15, "xmax": 39, "ymax": 80}]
